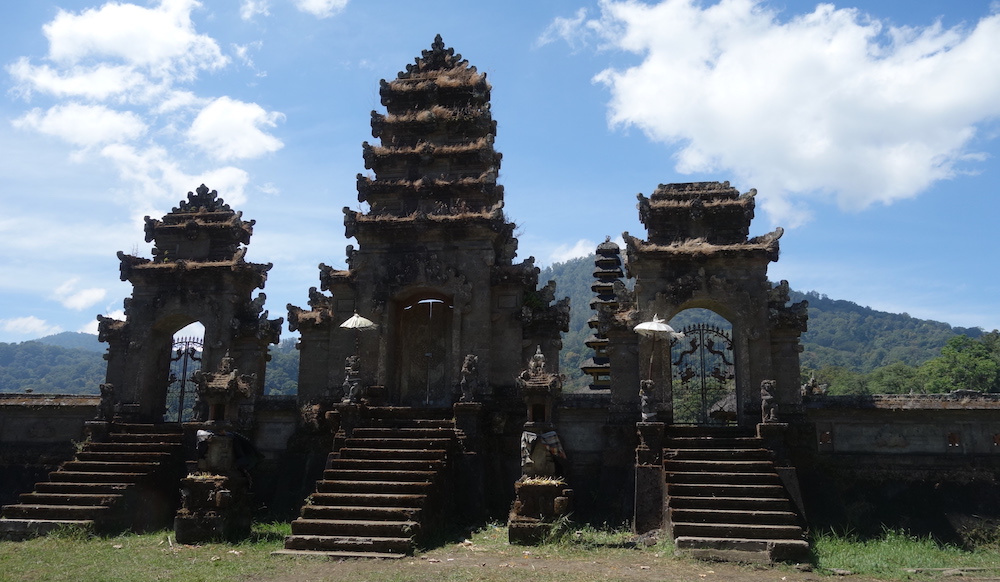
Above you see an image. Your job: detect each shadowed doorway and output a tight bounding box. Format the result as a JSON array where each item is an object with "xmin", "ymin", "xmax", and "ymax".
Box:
[{"xmin": 395, "ymin": 296, "xmax": 453, "ymax": 406}]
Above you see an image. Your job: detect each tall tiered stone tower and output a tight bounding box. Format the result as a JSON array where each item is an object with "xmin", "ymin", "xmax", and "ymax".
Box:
[{"xmin": 289, "ymin": 36, "xmax": 568, "ymax": 406}]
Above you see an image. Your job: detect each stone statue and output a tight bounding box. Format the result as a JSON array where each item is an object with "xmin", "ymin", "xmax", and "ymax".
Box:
[
  {"xmin": 527, "ymin": 345, "xmax": 545, "ymax": 377},
  {"xmin": 97, "ymin": 383, "xmax": 115, "ymax": 421},
  {"xmin": 761, "ymin": 379, "xmax": 778, "ymax": 423},
  {"xmin": 342, "ymin": 355, "xmax": 361, "ymax": 403},
  {"xmin": 459, "ymin": 354, "xmax": 479, "ymax": 402},
  {"xmin": 639, "ymin": 380, "xmax": 656, "ymax": 421},
  {"xmin": 801, "ymin": 374, "xmax": 819, "ymax": 397}
]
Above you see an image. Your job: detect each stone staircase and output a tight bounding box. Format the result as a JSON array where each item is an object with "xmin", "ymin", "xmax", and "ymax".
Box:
[
  {"xmin": 0, "ymin": 423, "xmax": 186, "ymax": 540},
  {"xmin": 664, "ymin": 426, "xmax": 809, "ymax": 563},
  {"xmin": 276, "ymin": 407, "xmax": 458, "ymax": 559}
]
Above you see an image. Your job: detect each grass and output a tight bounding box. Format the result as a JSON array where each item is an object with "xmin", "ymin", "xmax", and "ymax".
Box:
[
  {"xmin": 9, "ymin": 521, "xmax": 1000, "ymax": 581},
  {"xmin": 0, "ymin": 522, "xmax": 292, "ymax": 582},
  {"xmin": 813, "ymin": 528, "xmax": 1000, "ymax": 578}
]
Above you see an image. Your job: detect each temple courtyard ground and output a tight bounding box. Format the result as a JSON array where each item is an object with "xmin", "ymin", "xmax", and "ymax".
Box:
[{"xmin": 4, "ymin": 522, "xmax": 1000, "ymax": 581}]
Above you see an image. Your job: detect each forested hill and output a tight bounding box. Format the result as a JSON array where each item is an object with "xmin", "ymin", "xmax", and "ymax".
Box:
[
  {"xmin": 0, "ymin": 335, "xmax": 299, "ymax": 395},
  {"xmin": 0, "ymin": 259, "xmax": 988, "ymax": 394},
  {"xmin": 538, "ymin": 255, "xmax": 985, "ymax": 391}
]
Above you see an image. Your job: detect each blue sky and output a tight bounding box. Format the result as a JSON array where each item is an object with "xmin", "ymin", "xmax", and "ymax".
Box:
[{"xmin": 1, "ymin": 0, "xmax": 999, "ymax": 343}]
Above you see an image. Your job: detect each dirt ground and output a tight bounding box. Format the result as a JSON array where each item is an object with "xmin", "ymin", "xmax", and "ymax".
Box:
[{"xmin": 259, "ymin": 545, "xmax": 889, "ymax": 582}]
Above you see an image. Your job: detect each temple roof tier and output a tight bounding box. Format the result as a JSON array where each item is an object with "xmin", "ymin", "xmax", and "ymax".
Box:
[{"xmin": 371, "ymin": 107, "xmax": 495, "ymax": 145}]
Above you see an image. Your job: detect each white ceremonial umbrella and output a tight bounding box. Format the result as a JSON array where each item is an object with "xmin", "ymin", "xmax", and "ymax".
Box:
[
  {"xmin": 634, "ymin": 315, "xmax": 680, "ymax": 381},
  {"xmin": 340, "ymin": 312, "xmax": 376, "ymax": 331},
  {"xmin": 633, "ymin": 315, "xmax": 675, "ymax": 339}
]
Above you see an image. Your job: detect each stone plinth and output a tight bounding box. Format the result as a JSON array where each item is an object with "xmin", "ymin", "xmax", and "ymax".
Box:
[
  {"xmin": 634, "ymin": 422, "xmax": 665, "ymax": 534},
  {"xmin": 508, "ymin": 479, "xmax": 573, "ymax": 545}
]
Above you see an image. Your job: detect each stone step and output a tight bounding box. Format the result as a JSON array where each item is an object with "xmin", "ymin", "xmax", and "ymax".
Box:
[
  {"xmin": 336, "ymin": 450, "xmax": 446, "ymax": 463},
  {"xmin": 290, "ymin": 518, "xmax": 419, "ymax": 538},
  {"xmin": 307, "ymin": 492, "xmax": 426, "ymax": 508},
  {"xmin": 674, "ymin": 536, "xmax": 810, "ymax": 564},
  {"xmin": 49, "ymin": 471, "xmax": 146, "ymax": 484},
  {"xmin": 367, "ymin": 407, "xmax": 454, "ymax": 421},
  {"xmin": 322, "ymin": 469, "xmax": 436, "ymax": 482},
  {"xmin": 667, "ymin": 426, "xmax": 751, "ymax": 438},
  {"xmin": 0, "ymin": 518, "xmax": 95, "ymax": 541},
  {"xmin": 315, "ymin": 480, "xmax": 432, "ymax": 494},
  {"xmin": 672, "ymin": 521, "xmax": 804, "ymax": 540},
  {"xmin": 665, "ymin": 459, "xmax": 775, "ymax": 472},
  {"xmin": 365, "ymin": 419, "xmax": 455, "ymax": 430},
  {"xmin": 665, "ymin": 437, "xmax": 763, "ymax": 449},
  {"xmin": 327, "ymin": 459, "xmax": 444, "ymax": 474},
  {"xmin": 76, "ymin": 451, "xmax": 172, "ymax": 462},
  {"xmin": 666, "ymin": 471, "xmax": 780, "ymax": 485},
  {"xmin": 668, "ymin": 495, "xmax": 793, "ymax": 512},
  {"xmin": 86, "ymin": 442, "xmax": 183, "ymax": 453},
  {"xmin": 351, "ymin": 428, "xmax": 456, "ymax": 439},
  {"xmin": 62, "ymin": 461, "xmax": 160, "ymax": 473},
  {"xmin": 110, "ymin": 423, "xmax": 184, "ymax": 435},
  {"xmin": 35, "ymin": 482, "xmax": 133, "ymax": 495},
  {"xmin": 301, "ymin": 505, "xmax": 421, "ymax": 521},
  {"xmin": 667, "ymin": 483, "xmax": 786, "ymax": 498},
  {"xmin": 271, "ymin": 549, "xmax": 405, "ymax": 559},
  {"xmin": 343, "ymin": 438, "xmax": 452, "ymax": 450},
  {"xmin": 667, "ymin": 448, "xmax": 773, "ymax": 461},
  {"xmin": 107, "ymin": 433, "xmax": 184, "ymax": 444},
  {"xmin": 282, "ymin": 534, "xmax": 412, "ymax": 555},
  {"xmin": 2, "ymin": 504, "xmax": 112, "ymax": 521},
  {"xmin": 669, "ymin": 508, "xmax": 799, "ymax": 526},
  {"xmin": 19, "ymin": 492, "xmax": 124, "ymax": 506}
]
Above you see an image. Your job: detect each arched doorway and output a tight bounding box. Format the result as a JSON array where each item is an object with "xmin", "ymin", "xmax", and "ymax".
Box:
[
  {"xmin": 395, "ymin": 295, "xmax": 454, "ymax": 406},
  {"xmin": 668, "ymin": 309, "xmax": 736, "ymax": 425},
  {"xmin": 164, "ymin": 322, "xmax": 204, "ymax": 422}
]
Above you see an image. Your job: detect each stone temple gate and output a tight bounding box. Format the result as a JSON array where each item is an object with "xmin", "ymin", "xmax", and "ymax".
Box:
[
  {"xmin": 98, "ymin": 186, "xmax": 283, "ymax": 423},
  {"xmin": 288, "ymin": 35, "xmax": 569, "ymax": 406},
  {"xmin": 584, "ymin": 182, "xmax": 808, "ymax": 428}
]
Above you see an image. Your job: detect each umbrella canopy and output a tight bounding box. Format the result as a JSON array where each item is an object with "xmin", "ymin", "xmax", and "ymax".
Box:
[
  {"xmin": 340, "ymin": 312, "xmax": 377, "ymax": 331},
  {"xmin": 633, "ymin": 315, "xmax": 675, "ymax": 339}
]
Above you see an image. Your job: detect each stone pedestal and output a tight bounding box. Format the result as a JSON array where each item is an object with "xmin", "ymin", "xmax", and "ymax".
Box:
[
  {"xmin": 173, "ymin": 432, "xmax": 253, "ymax": 543},
  {"xmin": 634, "ymin": 422, "xmax": 665, "ymax": 534},
  {"xmin": 508, "ymin": 480, "xmax": 574, "ymax": 544}
]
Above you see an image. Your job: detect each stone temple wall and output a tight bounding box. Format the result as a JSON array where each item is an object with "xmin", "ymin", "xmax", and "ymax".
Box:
[{"xmin": 0, "ymin": 395, "xmax": 98, "ymax": 506}]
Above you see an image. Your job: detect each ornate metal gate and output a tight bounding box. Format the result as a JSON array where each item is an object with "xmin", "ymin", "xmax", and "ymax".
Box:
[
  {"xmin": 164, "ymin": 336, "xmax": 202, "ymax": 422},
  {"xmin": 670, "ymin": 323, "xmax": 736, "ymax": 425}
]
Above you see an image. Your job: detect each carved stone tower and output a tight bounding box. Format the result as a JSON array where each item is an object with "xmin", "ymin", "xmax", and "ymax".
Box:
[
  {"xmin": 289, "ymin": 36, "xmax": 568, "ymax": 406},
  {"xmin": 98, "ymin": 185, "xmax": 283, "ymax": 422},
  {"xmin": 592, "ymin": 182, "xmax": 807, "ymax": 426}
]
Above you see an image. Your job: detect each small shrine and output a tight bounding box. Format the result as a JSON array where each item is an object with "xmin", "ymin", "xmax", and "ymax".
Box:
[{"xmin": 509, "ymin": 347, "xmax": 572, "ymax": 544}]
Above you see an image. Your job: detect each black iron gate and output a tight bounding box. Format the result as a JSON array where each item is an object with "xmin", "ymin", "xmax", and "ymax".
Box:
[
  {"xmin": 164, "ymin": 336, "xmax": 202, "ymax": 423},
  {"xmin": 670, "ymin": 323, "xmax": 736, "ymax": 425}
]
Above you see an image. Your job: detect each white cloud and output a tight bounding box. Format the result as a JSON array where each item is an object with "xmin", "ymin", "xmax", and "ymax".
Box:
[
  {"xmin": 14, "ymin": 103, "xmax": 147, "ymax": 148},
  {"xmin": 553, "ymin": 0, "xmax": 1000, "ymax": 225},
  {"xmin": 240, "ymin": 0, "xmax": 270, "ymax": 20},
  {"xmin": 7, "ymin": 59, "xmax": 144, "ymax": 101},
  {"xmin": 551, "ymin": 238, "xmax": 600, "ymax": 263},
  {"xmin": 187, "ymin": 96, "xmax": 284, "ymax": 161},
  {"xmin": 0, "ymin": 316, "xmax": 62, "ymax": 338},
  {"xmin": 43, "ymin": 0, "xmax": 227, "ymax": 81},
  {"xmin": 53, "ymin": 278, "xmax": 108, "ymax": 311},
  {"xmin": 100, "ymin": 143, "xmax": 251, "ymax": 215},
  {"xmin": 291, "ymin": 0, "xmax": 348, "ymax": 19},
  {"xmin": 537, "ymin": 8, "xmax": 592, "ymax": 50}
]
